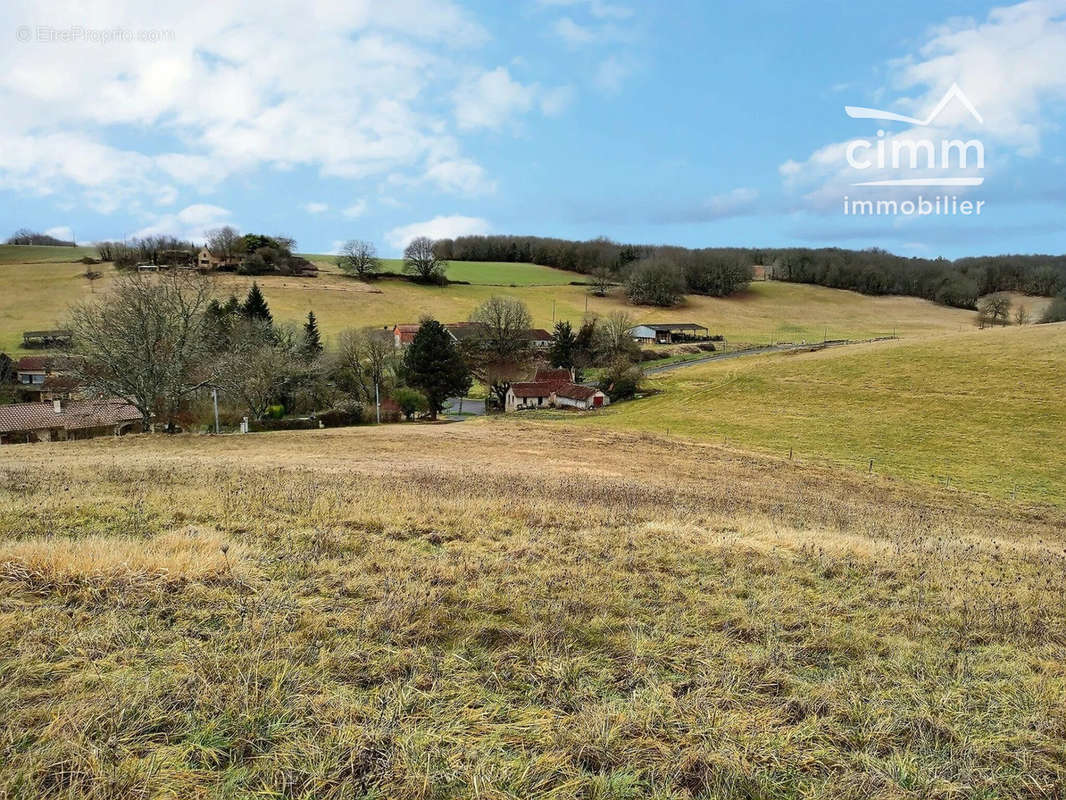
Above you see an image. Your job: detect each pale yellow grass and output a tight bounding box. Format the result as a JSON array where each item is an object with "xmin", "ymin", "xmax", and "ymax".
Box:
[
  {"xmin": 0, "ymin": 528, "xmax": 243, "ymax": 595},
  {"xmin": 1, "ymin": 256, "xmax": 977, "ymax": 353}
]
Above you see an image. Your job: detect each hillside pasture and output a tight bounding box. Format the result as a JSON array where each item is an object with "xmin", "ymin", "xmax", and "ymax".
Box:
[
  {"xmin": 0, "ymin": 422, "xmax": 1064, "ymax": 797},
  {"xmin": 0, "ymin": 246, "xmax": 977, "ymax": 354},
  {"xmin": 573, "ymin": 323, "xmax": 1066, "ymax": 503}
]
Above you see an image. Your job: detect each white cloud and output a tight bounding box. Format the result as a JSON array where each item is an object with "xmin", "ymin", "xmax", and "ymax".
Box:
[
  {"xmin": 539, "ymin": 0, "xmax": 633, "ymax": 21},
  {"xmin": 304, "ymin": 202, "xmax": 329, "ymax": 214},
  {"xmin": 342, "ymin": 200, "xmax": 369, "ymax": 218},
  {"xmin": 781, "ymin": 1, "xmax": 1066, "ymax": 212},
  {"xmin": 593, "ymin": 56, "xmax": 633, "ymax": 94},
  {"xmin": 385, "ymin": 215, "xmax": 490, "ymax": 250},
  {"xmin": 706, "ymin": 187, "xmax": 759, "ymax": 218},
  {"xmin": 0, "ymin": 1, "xmax": 552, "ymax": 213},
  {"xmin": 44, "ymin": 225, "xmax": 74, "ymax": 242},
  {"xmin": 424, "ymin": 159, "xmax": 496, "ymax": 195},
  {"xmin": 554, "ymin": 17, "xmax": 597, "ymax": 46},
  {"xmin": 131, "ymin": 203, "xmax": 232, "ymax": 242}
]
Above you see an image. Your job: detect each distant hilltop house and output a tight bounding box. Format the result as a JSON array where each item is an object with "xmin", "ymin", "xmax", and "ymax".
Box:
[
  {"xmin": 628, "ymin": 323, "xmax": 710, "ymax": 345},
  {"xmin": 392, "ymin": 322, "xmax": 552, "ymax": 349},
  {"xmin": 505, "ymin": 368, "xmax": 608, "ymax": 412},
  {"xmin": 15, "ymin": 355, "xmax": 78, "ymax": 402},
  {"xmin": 196, "ymin": 248, "xmax": 242, "ymax": 271},
  {"xmin": 0, "ymin": 398, "xmax": 142, "ymax": 445},
  {"xmin": 21, "ymin": 329, "xmax": 72, "ymax": 349}
]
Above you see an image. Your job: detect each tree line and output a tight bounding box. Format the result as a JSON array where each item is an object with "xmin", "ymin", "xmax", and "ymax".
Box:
[
  {"xmin": 6, "ymin": 228, "xmax": 76, "ymax": 246},
  {"xmin": 434, "ymin": 235, "xmax": 1066, "ymax": 310}
]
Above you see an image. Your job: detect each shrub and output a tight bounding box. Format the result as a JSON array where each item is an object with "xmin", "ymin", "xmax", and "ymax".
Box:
[
  {"xmin": 598, "ymin": 359, "xmax": 643, "ymax": 401},
  {"xmin": 1040, "ymin": 295, "xmax": 1066, "ymax": 324},
  {"xmin": 266, "ymin": 404, "xmax": 285, "ymax": 419},
  {"xmin": 392, "ymin": 387, "xmax": 428, "ymax": 421},
  {"xmin": 625, "ymin": 256, "xmax": 686, "ymax": 307}
]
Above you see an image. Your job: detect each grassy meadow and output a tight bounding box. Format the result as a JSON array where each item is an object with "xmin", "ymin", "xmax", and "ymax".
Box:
[
  {"xmin": 570, "ymin": 323, "xmax": 1066, "ymax": 503},
  {"xmin": 1, "ymin": 422, "xmax": 1065, "ymax": 798},
  {"xmin": 0, "ymin": 245, "xmax": 975, "ymax": 354}
]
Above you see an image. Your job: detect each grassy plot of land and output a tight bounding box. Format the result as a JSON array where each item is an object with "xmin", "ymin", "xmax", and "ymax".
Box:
[
  {"xmin": 572, "ymin": 323, "xmax": 1066, "ymax": 503},
  {"xmin": 1, "ymin": 245, "xmax": 976, "ymax": 354},
  {"xmin": 1, "ymin": 423, "xmax": 1064, "ymax": 798},
  {"xmin": 0, "ymin": 244, "xmax": 97, "ymax": 264}
]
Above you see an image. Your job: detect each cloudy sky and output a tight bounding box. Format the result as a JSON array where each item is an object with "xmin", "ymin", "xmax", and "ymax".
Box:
[{"xmin": 3, "ymin": 0, "xmax": 1066, "ymax": 257}]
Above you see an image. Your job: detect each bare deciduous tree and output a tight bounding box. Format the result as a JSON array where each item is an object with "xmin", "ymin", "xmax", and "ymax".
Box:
[
  {"xmin": 591, "ymin": 267, "xmax": 613, "ymax": 297},
  {"xmin": 67, "ymin": 272, "xmax": 218, "ymax": 430},
  {"xmin": 213, "ymin": 319, "xmax": 294, "ymax": 420},
  {"xmin": 595, "ymin": 311, "xmax": 639, "ymax": 363},
  {"xmin": 205, "ymin": 225, "xmax": 242, "ymax": 260},
  {"xmin": 976, "ymin": 293, "xmax": 1012, "ymax": 328},
  {"xmin": 337, "ymin": 239, "xmax": 381, "ymax": 280},
  {"xmin": 403, "ymin": 236, "xmax": 447, "ymax": 284},
  {"xmin": 470, "ymin": 296, "xmax": 533, "ymax": 363},
  {"xmin": 332, "ymin": 327, "xmax": 396, "ymax": 405}
]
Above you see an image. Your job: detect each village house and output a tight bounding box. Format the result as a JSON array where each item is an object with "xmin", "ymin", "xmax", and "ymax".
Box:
[
  {"xmin": 15, "ymin": 356, "xmax": 77, "ymax": 402},
  {"xmin": 628, "ymin": 322, "xmax": 710, "ymax": 344},
  {"xmin": 392, "ymin": 322, "xmax": 551, "ymax": 349},
  {"xmin": 504, "ymin": 368, "xmax": 609, "ymax": 412},
  {"xmin": 196, "ymin": 248, "xmax": 242, "ymax": 270},
  {"xmin": 0, "ymin": 398, "xmax": 143, "ymax": 445}
]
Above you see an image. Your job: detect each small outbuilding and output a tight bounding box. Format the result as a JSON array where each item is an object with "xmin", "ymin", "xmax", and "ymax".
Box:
[{"xmin": 628, "ymin": 323, "xmax": 709, "ymax": 344}]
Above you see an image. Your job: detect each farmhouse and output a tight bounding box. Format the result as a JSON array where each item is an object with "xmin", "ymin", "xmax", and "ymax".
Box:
[
  {"xmin": 504, "ymin": 368, "xmax": 608, "ymax": 412},
  {"xmin": 393, "ymin": 322, "xmax": 552, "ymax": 349},
  {"xmin": 628, "ymin": 323, "xmax": 710, "ymax": 344},
  {"xmin": 15, "ymin": 356, "xmax": 77, "ymax": 402},
  {"xmin": 196, "ymin": 248, "xmax": 241, "ymax": 270},
  {"xmin": 0, "ymin": 398, "xmax": 142, "ymax": 445}
]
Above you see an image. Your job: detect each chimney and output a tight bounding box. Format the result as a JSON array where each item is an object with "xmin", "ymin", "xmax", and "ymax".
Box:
[{"xmin": 53, "ymin": 398, "xmax": 63, "ymax": 413}]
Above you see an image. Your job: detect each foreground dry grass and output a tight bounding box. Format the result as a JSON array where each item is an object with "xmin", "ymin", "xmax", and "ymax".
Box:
[{"xmin": 1, "ymin": 422, "xmax": 1065, "ymax": 799}]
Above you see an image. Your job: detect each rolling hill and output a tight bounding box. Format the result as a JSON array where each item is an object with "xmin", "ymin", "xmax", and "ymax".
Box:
[
  {"xmin": 570, "ymin": 323, "xmax": 1066, "ymax": 503},
  {"xmin": 0, "ymin": 245, "xmax": 976, "ymax": 354}
]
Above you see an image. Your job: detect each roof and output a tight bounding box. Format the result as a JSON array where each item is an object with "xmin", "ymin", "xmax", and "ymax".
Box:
[
  {"xmin": 555, "ymin": 383, "xmax": 600, "ymax": 401},
  {"xmin": 394, "ymin": 324, "xmax": 421, "ymax": 332},
  {"xmin": 632, "ymin": 323, "xmax": 708, "ymax": 332},
  {"xmin": 16, "ymin": 356, "xmax": 74, "ymax": 372},
  {"xmin": 520, "ymin": 328, "xmax": 553, "ymax": 341},
  {"xmin": 0, "ymin": 399, "xmax": 142, "ymax": 434},
  {"xmin": 509, "ymin": 382, "xmax": 554, "ymax": 398},
  {"xmin": 22, "ymin": 329, "xmax": 72, "ymax": 338},
  {"xmin": 534, "ymin": 368, "xmax": 572, "ymax": 383}
]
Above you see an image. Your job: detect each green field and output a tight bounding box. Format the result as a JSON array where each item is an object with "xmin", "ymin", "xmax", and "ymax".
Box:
[
  {"xmin": 0, "ymin": 245, "xmax": 976, "ymax": 354},
  {"xmin": 571, "ymin": 324, "xmax": 1066, "ymax": 503}
]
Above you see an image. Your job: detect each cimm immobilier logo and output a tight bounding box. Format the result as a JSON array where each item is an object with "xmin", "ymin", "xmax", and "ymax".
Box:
[{"xmin": 842, "ymin": 83, "xmax": 985, "ymax": 217}]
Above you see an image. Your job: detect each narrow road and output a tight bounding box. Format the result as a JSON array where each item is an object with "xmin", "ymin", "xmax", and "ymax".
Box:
[
  {"xmin": 443, "ymin": 397, "xmax": 486, "ymax": 416},
  {"xmin": 643, "ymin": 339, "xmax": 862, "ymax": 375}
]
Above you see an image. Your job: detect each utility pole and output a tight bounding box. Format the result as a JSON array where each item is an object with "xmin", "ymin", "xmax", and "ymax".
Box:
[{"xmin": 211, "ymin": 387, "xmax": 220, "ymax": 434}]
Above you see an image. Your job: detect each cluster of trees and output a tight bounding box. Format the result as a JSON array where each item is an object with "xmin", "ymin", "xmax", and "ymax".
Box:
[
  {"xmin": 6, "ymin": 228, "xmax": 76, "ymax": 246},
  {"xmin": 96, "ymin": 236, "xmax": 198, "ymax": 269},
  {"xmin": 62, "ymin": 271, "xmax": 481, "ymax": 429},
  {"xmin": 435, "ymin": 235, "xmax": 752, "ymax": 301},
  {"xmin": 216, "ymin": 229, "xmax": 316, "ymax": 276},
  {"xmin": 336, "ymin": 236, "xmax": 449, "ymax": 284},
  {"xmin": 92, "ymin": 227, "xmax": 315, "ymax": 276},
  {"xmin": 434, "ymin": 235, "xmax": 1066, "ymax": 310},
  {"xmin": 764, "ymin": 248, "xmax": 1066, "ymax": 309},
  {"xmin": 976, "ymin": 291, "xmax": 1066, "ymax": 327}
]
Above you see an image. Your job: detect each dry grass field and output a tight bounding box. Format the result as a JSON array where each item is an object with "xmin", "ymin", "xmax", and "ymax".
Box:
[
  {"xmin": 0, "ymin": 245, "xmax": 976, "ymax": 354},
  {"xmin": 572, "ymin": 323, "xmax": 1066, "ymax": 504},
  {"xmin": 1, "ymin": 422, "xmax": 1065, "ymax": 798}
]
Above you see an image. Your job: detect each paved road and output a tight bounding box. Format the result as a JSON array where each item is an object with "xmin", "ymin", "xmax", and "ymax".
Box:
[
  {"xmin": 443, "ymin": 397, "xmax": 486, "ymax": 416},
  {"xmin": 643, "ymin": 339, "xmax": 857, "ymax": 375}
]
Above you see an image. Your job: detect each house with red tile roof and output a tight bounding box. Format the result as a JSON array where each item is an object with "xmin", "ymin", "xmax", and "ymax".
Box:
[{"xmin": 0, "ymin": 398, "xmax": 143, "ymax": 445}]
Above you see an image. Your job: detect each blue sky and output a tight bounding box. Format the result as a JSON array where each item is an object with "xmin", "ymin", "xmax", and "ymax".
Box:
[{"xmin": 3, "ymin": 0, "xmax": 1066, "ymax": 258}]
